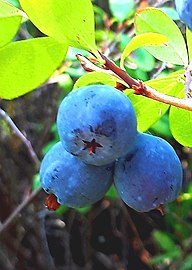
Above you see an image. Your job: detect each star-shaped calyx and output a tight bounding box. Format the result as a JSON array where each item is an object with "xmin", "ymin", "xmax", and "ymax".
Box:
[{"xmin": 82, "ymin": 138, "xmax": 102, "ymax": 155}]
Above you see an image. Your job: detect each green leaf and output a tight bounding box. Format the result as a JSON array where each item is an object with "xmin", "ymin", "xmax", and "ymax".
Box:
[
  {"xmin": 150, "ymin": 114, "xmax": 172, "ymax": 138},
  {"xmin": 0, "ymin": 0, "xmax": 23, "ymax": 17},
  {"xmin": 105, "ymin": 184, "xmax": 119, "ymax": 199},
  {"xmin": 0, "ymin": 16, "xmax": 21, "ymax": 47},
  {"xmin": 130, "ymin": 48, "xmax": 156, "ymax": 72},
  {"xmin": 19, "ymin": 0, "xmax": 98, "ymax": 55},
  {"xmin": 186, "ymin": 28, "xmax": 192, "ymax": 61},
  {"xmin": 57, "ymin": 205, "xmax": 91, "ymax": 215},
  {"xmin": 0, "ymin": 0, "xmax": 24, "ymax": 47},
  {"xmin": 56, "ymin": 205, "xmax": 68, "ymax": 215},
  {"xmin": 169, "ymin": 91, "xmax": 192, "ymax": 147},
  {"xmin": 32, "ymin": 174, "xmax": 41, "ymax": 190},
  {"xmin": 5, "ymin": 0, "xmax": 21, "ymax": 8},
  {"xmin": 126, "ymin": 94, "xmax": 168, "ymax": 133},
  {"xmin": 153, "ymin": 230, "xmax": 177, "ymax": 252},
  {"xmin": 149, "ymin": 250, "xmax": 181, "ymax": 265},
  {"xmin": 135, "ymin": 7, "xmax": 188, "ymax": 65},
  {"xmin": 42, "ymin": 140, "xmax": 60, "ymax": 156},
  {"xmin": 125, "ymin": 71, "xmax": 184, "ymax": 131},
  {"xmin": 159, "ymin": 7, "xmax": 180, "ymax": 20},
  {"xmin": 76, "ymin": 206, "xmax": 91, "ymax": 214},
  {"xmin": 73, "ymin": 72, "xmax": 125, "ymax": 89},
  {"xmin": 120, "ymin": 33, "xmax": 168, "ymax": 69},
  {"xmin": 179, "ymin": 255, "xmax": 192, "ymax": 270},
  {"xmin": 109, "ymin": 0, "xmax": 135, "ymax": 22},
  {"xmin": 0, "ymin": 37, "xmax": 68, "ymax": 99},
  {"xmin": 58, "ymin": 74, "xmax": 73, "ymax": 94}
]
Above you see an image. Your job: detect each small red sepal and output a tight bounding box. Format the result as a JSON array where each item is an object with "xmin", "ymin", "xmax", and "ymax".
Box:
[{"xmin": 45, "ymin": 193, "xmax": 60, "ymax": 211}]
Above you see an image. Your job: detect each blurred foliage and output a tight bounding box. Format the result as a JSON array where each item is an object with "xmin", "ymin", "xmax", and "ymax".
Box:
[{"xmin": 6, "ymin": 0, "xmax": 20, "ymax": 8}]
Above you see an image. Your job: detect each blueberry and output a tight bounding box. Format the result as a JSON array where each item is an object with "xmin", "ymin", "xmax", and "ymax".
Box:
[
  {"xmin": 175, "ymin": 0, "xmax": 192, "ymax": 31},
  {"xmin": 114, "ymin": 132, "xmax": 183, "ymax": 212},
  {"xmin": 40, "ymin": 142, "xmax": 114, "ymax": 208},
  {"xmin": 57, "ymin": 85, "xmax": 137, "ymax": 166},
  {"xmin": 40, "ymin": 143, "xmax": 65, "ymax": 180}
]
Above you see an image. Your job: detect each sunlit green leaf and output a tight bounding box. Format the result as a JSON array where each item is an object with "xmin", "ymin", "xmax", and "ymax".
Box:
[
  {"xmin": 0, "ymin": 0, "xmax": 24, "ymax": 47},
  {"xmin": 159, "ymin": 7, "xmax": 180, "ymax": 20},
  {"xmin": 0, "ymin": 0, "xmax": 23, "ymax": 17},
  {"xmin": 127, "ymin": 66, "xmax": 149, "ymax": 81},
  {"xmin": 0, "ymin": 16, "xmax": 21, "ymax": 47},
  {"xmin": 73, "ymin": 72, "xmax": 125, "ymax": 89},
  {"xmin": 0, "ymin": 37, "xmax": 68, "ymax": 99},
  {"xmin": 109, "ymin": 0, "xmax": 135, "ymax": 22},
  {"xmin": 125, "ymin": 71, "xmax": 184, "ymax": 131},
  {"xmin": 186, "ymin": 28, "xmax": 192, "ymax": 61},
  {"xmin": 5, "ymin": 0, "xmax": 20, "ymax": 8},
  {"xmin": 169, "ymin": 89, "xmax": 192, "ymax": 147},
  {"xmin": 150, "ymin": 114, "xmax": 172, "ymax": 138},
  {"xmin": 19, "ymin": 0, "xmax": 98, "ymax": 55},
  {"xmin": 135, "ymin": 8, "xmax": 188, "ymax": 65},
  {"xmin": 120, "ymin": 33, "xmax": 168, "ymax": 69},
  {"xmin": 130, "ymin": 48, "xmax": 156, "ymax": 72}
]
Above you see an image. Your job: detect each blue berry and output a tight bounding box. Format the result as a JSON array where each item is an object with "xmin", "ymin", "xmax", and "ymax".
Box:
[
  {"xmin": 57, "ymin": 85, "xmax": 137, "ymax": 166},
  {"xmin": 40, "ymin": 144, "xmax": 64, "ymax": 180},
  {"xmin": 40, "ymin": 142, "xmax": 114, "ymax": 208},
  {"xmin": 114, "ymin": 132, "xmax": 183, "ymax": 212},
  {"xmin": 175, "ymin": 0, "xmax": 192, "ymax": 31}
]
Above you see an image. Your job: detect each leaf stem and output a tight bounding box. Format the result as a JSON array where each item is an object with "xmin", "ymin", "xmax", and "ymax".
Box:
[
  {"xmin": 100, "ymin": 53, "xmax": 192, "ymax": 111},
  {"xmin": 0, "ymin": 187, "xmax": 42, "ymax": 236},
  {"xmin": 185, "ymin": 63, "xmax": 192, "ymax": 98},
  {"xmin": 77, "ymin": 52, "xmax": 192, "ymax": 110},
  {"xmin": 0, "ymin": 107, "xmax": 40, "ymax": 169}
]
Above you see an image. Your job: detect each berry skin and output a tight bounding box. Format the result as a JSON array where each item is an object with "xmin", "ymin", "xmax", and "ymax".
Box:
[
  {"xmin": 114, "ymin": 132, "xmax": 183, "ymax": 212},
  {"xmin": 40, "ymin": 142, "xmax": 114, "ymax": 208},
  {"xmin": 57, "ymin": 85, "xmax": 137, "ymax": 166},
  {"xmin": 175, "ymin": 0, "xmax": 192, "ymax": 31},
  {"xmin": 40, "ymin": 143, "xmax": 65, "ymax": 180}
]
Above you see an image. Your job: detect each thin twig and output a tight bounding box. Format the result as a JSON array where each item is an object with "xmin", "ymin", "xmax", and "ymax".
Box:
[
  {"xmin": 0, "ymin": 107, "xmax": 40, "ymax": 169},
  {"xmin": 152, "ymin": 62, "xmax": 167, "ymax": 79},
  {"xmin": 77, "ymin": 52, "xmax": 192, "ymax": 111},
  {"xmin": 76, "ymin": 54, "xmax": 118, "ymax": 77},
  {"xmin": 185, "ymin": 63, "xmax": 192, "ymax": 98},
  {"xmin": 119, "ymin": 201, "xmax": 151, "ymax": 265},
  {"xmin": 100, "ymin": 53, "xmax": 138, "ymax": 87},
  {"xmin": 0, "ymin": 187, "xmax": 42, "ymax": 236},
  {"xmin": 101, "ymin": 53, "xmax": 192, "ymax": 111},
  {"xmin": 132, "ymin": 81, "xmax": 192, "ymax": 110},
  {"xmin": 0, "ymin": 108, "xmax": 42, "ymax": 233}
]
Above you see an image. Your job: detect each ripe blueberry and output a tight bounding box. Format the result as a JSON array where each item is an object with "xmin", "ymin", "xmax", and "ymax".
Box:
[
  {"xmin": 175, "ymin": 0, "xmax": 192, "ymax": 30},
  {"xmin": 57, "ymin": 85, "xmax": 137, "ymax": 166},
  {"xmin": 40, "ymin": 142, "xmax": 114, "ymax": 208},
  {"xmin": 114, "ymin": 132, "xmax": 183, "ymax": 212}
]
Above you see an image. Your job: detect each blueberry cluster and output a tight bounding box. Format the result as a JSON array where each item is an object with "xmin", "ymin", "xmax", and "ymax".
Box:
[{"xmin": 40, "ymin": 85, "xmax": 183, "ymax": 212}]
